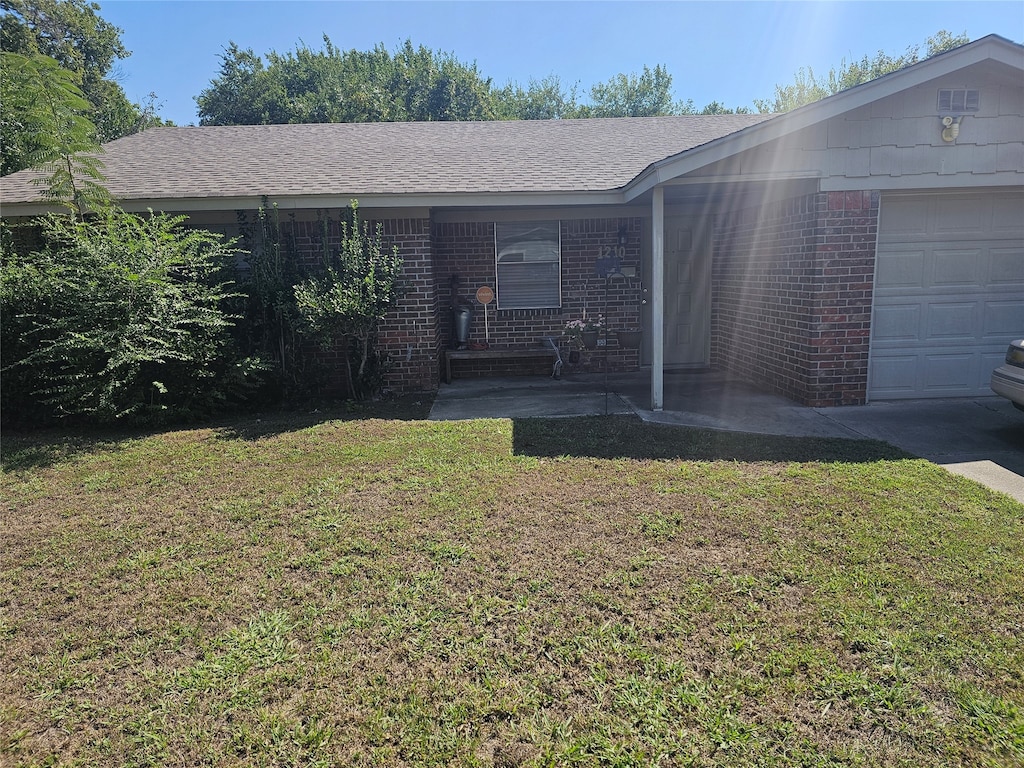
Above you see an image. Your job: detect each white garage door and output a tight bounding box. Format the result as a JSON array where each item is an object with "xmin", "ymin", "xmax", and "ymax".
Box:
[{"xmin": 869, "ymin": 190, "xmax": 1024, "ymax": 400}]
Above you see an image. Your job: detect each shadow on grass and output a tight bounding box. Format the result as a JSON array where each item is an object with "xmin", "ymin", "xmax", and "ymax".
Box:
[
  {"xmin": 3, "ymin": 403, "xmax": 909, "ymax": 474},
  {"xmin": 1, "ymin": 427, "xmax": 143, "ymax": 473},
  {"xmin": 512, "ymin": 415, "xmax": 914, "ymax": 463},
  {"xmin": 214, "ymin": 393, "xmax": 435, "ymax": 441},
  {"xmin": 1, "ymin": 394, "xmax": 437, "ymax": 471}
]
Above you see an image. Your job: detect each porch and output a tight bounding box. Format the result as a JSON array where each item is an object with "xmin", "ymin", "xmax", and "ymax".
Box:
[{"xmin": 428, "ymin": 369, "xmax": 859, "ymax": 439}]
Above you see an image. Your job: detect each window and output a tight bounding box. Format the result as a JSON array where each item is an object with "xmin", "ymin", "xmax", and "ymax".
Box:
[
  {"xmin": 495, "ymin": 221, "xmax": 561, "ymax": 309},
  {"xmin": 938, "ymin": 88, "xmax": 980, "ymax": 114}
]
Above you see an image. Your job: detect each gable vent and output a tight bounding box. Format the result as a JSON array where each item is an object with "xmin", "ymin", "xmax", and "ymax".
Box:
[{"xmin": 938, "ymin": 89, "xmax": 980, "ymax": 114}]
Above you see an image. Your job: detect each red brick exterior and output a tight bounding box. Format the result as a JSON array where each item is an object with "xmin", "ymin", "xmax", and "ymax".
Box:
[
  {"xmin": 286, "ymin": 214, "xmax": 644, "ymax": 392},
  {"xmin": 261, "ymin": 194, "xmax": 880, "ymax": 403},
  {"xmin": 432, "ymin": 217, "xmax": 644, "ymax": 380},
  {"xmin": 374, "ymin": 218, "xmax": 440, "ymax": 392},
  {"xmin": 285, "ymin": 215, "xmax": 438, "ymax": 395},
  {"xmin": 712, "ymin": 190, "xmax": 878, "ymax": 406}
]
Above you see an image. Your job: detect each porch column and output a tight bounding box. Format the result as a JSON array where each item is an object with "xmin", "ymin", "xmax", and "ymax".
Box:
[{"xmin": 651, "ymin": 186, "xmax": 665, "ymax": 411}]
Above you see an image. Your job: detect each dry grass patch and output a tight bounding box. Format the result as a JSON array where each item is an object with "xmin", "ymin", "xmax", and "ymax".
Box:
[{"xmin": 2, "ymin": 411, "xmax": 1022, "ymax": 767}]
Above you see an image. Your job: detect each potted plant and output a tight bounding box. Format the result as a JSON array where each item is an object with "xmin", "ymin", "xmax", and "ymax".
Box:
[
  {"xmin": 564, "ymin": 315, "xmax": 604, "ymax": 350},
  {"xmin": 616, "ymin": 328, "xmax": 642, "ymax": 349}
]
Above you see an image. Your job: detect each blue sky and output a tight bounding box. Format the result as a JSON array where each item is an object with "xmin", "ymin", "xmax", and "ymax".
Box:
[{"xmin": 99, "ymin": 1, "xmax": 1024, "ymax": 126}]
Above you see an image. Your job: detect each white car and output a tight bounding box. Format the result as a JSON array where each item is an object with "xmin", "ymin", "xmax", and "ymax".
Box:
[{"xmin": 991, "ymin": 339, "xmax": 1024, "ymax": 412}]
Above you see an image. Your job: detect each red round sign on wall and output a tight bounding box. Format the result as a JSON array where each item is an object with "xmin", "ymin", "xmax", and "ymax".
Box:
[{"xmin": 476, "ymin": 286, "xmax": 494, "ymax": 304}]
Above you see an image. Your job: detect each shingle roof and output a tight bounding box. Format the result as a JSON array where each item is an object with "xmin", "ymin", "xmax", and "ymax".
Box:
[{"xmin": 0, "ymin": 115, "xmax": 773, "ymax": 205}]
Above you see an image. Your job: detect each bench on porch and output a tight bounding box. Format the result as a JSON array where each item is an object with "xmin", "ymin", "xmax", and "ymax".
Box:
[{"xmin": 443, "ymin": 338, "xmax": 563, "ymax": 384}]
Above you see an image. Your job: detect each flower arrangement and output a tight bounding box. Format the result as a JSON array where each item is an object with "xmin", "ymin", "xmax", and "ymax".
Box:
[
  {"xmin": 564, "ymin": 314, "xmax": 604, "ymax": 349},
  {"xmin": 564, "ymin": 314, "xmax": 604, "ymax": 336}
]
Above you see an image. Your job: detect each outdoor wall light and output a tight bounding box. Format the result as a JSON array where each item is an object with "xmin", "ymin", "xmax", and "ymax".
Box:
[
  {"xmin": 941, "ymin": 115, "xmax": 962, "ymax": 143},
  {"xmin": 617, "ymin": 226, "xmax": 629, "ymax": 245}
]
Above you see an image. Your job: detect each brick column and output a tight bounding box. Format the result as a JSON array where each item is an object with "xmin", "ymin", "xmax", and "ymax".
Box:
[
  {"xmin": 712, "ymin": 190, "xmax": 878, "ymax": 406},
  {"xmin": 376, "ymin": 218, "xmax": 440, "ymax": 393},
  {"xmin": 805, "ymin": 191, "xmax": 878, "ymax": 406}
]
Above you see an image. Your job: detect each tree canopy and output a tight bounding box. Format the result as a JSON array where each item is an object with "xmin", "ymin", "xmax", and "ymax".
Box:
[
  {"xmin": 1, "ymin": 0, "xmax": 164, "ymax": 176},
  {"xmin": 196, "ymin": 37, "xmax": 499, "ymax": 125},
  {"xmin": 1, "ymin": 51, "xmax": 110, "ymax": 213},
  {"xmin": 197, "ymin": 38, "xmax": 757, "ymax": 126},
  {"xmin": 495, "ymin": 74, "xmax": 585, "ymax": 120},
  {"xmin": 587, "ymin": 65, "xmax": 679, "ymax": 118},
  {"xmin": 198, "ymin": 31, "xmax": 967, "ymax": 127},
  {"xmin": 755, "ymin": 30, "xmax": 970, "ymax": 113}
]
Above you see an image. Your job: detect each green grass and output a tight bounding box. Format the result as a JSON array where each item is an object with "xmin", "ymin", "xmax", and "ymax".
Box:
[{"xmin": 2, "ymin": 406, "xmax": 1022, "ymax": 767}]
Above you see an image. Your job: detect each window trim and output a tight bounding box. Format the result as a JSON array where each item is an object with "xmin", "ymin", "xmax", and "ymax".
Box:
[{"xmin": 494, "ymin": 220, "xmax": 562, "ymax": 310}]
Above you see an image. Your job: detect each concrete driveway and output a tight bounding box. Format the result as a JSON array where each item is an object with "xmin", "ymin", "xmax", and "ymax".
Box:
[{"xmin": 429, "ymin": 370, "xmax": 1024, "ymax": 503}]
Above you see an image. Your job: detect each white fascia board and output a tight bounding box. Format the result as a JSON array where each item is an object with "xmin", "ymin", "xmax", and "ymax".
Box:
[
  {"xmin": 432, "ymin": 203, "xmax": 650, "ymax": 223},
  {"xmin": 0, "ymin": 190, "xmax": 628, "ymax": 218},
  {"xmin": 659, "ymin": 171, "xmax": 822, "ymax": 187},
  {"xmin": 821, "ymin": 173, "xmax": 1024, "ymax": 192},
  {"xmin": 248, "ymin": 191, "xmax": 629, "ymax": 209},
  {"xmin": 624, "ymin": 36, "xmax": 1024, "ymax": 202}
]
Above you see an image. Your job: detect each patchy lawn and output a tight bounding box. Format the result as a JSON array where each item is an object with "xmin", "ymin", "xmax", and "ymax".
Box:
[{"xmin": 2, "ymin": 408, "xmax": 1022, "ymax": 767}]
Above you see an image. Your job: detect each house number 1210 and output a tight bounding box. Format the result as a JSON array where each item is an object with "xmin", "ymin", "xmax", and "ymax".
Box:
[{"xmin": 598, "ymin": 245, "xmax": 627, "ymax": 259}]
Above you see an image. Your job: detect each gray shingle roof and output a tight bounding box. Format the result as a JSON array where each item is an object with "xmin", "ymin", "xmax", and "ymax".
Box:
[{"xmin": 0, "ymin": 115, "xmax": 773, "ymax": 205}]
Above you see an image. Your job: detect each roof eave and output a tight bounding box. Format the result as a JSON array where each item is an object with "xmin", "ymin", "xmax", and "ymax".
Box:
[
  {"xmin": 624, "ymin": 34, "xmax": 1024, "ymax": 202},
  {"xmin": 0, "ymin": 189, "xmax": 630, "ymax": 217}
]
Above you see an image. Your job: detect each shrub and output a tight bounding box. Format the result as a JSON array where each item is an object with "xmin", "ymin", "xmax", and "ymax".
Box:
[
  {"xmin": 293, "ymin": 203, "xmax": 403, "ymax": 400},
  {"xmin": 233, "ymin": 203, "xmax": 325, "ymax": 403},
  {"xmin": 1, "ymin": 210, "xmax": 263, "ymax": 425}
]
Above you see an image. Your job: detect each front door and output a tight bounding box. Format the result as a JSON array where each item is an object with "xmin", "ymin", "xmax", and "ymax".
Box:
[{"xmin": 663, "ymin": 217, "xmax": 710, "ymax": 367}]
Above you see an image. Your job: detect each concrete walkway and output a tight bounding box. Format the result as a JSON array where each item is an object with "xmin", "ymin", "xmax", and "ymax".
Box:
[{"xmin": 429, "ymin": 370, "xmax": 1024, "ymax": 504}]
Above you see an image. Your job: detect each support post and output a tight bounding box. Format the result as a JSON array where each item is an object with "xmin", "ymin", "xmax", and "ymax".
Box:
[{"xmin": 651, "ymin": 187, "xmax": 665, "ymax": 411}]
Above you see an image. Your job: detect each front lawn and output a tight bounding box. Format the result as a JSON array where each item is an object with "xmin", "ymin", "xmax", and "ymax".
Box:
[{"xmin": 2, "ymin": 410, "xmax": 1022, "ymax": 767}]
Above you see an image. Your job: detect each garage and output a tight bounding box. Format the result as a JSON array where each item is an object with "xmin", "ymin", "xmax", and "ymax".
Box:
[{"xmin": 869, "ymin": 189, "xmax": 1024, "ymax": 400}]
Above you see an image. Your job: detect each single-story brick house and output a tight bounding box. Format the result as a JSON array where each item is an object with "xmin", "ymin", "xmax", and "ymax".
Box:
[{"xmin": 3, "ymin": 34, "xmax": 1022, "ymax": 408}]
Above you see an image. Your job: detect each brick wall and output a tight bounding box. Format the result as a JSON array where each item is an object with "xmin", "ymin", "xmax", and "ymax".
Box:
[
  {"xmin": 712, "ymin": 190, "xmax": 878, "ymax": 406},
  {"xmin": 286, "ymin": 215, "xmax": 438, "ymax": 395},
  {"xmin": 283, "ymin": 212, "xmax": 643, "ymax": 392},
  {"xmin": 375, "ymin": 218, "xmax": 439, "ymax": 392},
  {"xmin": 432, "ymin": 217, "xmax": 644, "ymax": 378}
]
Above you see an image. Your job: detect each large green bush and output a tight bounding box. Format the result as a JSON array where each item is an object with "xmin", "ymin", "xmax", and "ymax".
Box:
[{"xmin": 1, "ymin": 210, "xmax": 262, "ymax": 425}]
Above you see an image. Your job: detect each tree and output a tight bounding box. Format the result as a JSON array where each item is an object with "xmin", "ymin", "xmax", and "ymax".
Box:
[
  {"xmin": 196, "ymin": 35, "xmax": 755, "ymax": 124},
  {"xmin": 197, "ymin": 37, "xmax": 497, "ymax": 125},
  {"xmin": 192, "ymin": 43, "xmax": 289, "ymax": 126},
  {"xmin": 698, "ymin": 101, "xmax": 752, "ymax": 115},
  {"xmin": 293, "ymin": 203, "xmax": 403, "ymax": 400},
  {"xmin": 587, "ymin": 65, "xmax": 682, "ymax": 117},
  {"xmin": 1, "ymin": 0, "xmax": 126, "ymax": 93},
  {"xmin": 1, "ymin": 51, "xmax": 109, "ymax": 213},
  {"xmin": 387, "ymin": 39, "xmax": 496, "ymax": 121},
  {"xmin": 494, "ymin": 69, "xmax": 752, "ymax": 119},
  {"xmin": 1, "ymin": 0, "xmax": 164, "ymax": 175},
  {"xmin": 756, "ymin": 30, "xmax": 971, "ymax": 113},
  {"xmin": 495, "ymin": 74, "xmax": 585, "ymax": 120}
]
